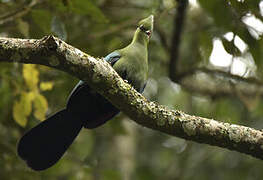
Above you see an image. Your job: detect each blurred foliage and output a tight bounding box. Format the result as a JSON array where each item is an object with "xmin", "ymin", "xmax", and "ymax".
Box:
[
  {"xmin": 0, "ymin": 0, "xmax": 263, "ymax": 179},
  {"xmin": 13, "ymin": 64, "xmax": 51, "ymax": 127}
]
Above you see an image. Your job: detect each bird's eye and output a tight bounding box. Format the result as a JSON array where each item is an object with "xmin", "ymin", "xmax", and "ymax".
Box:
[
  {"xmin": 139, "ymin": 25, "xmax": 147, "ymax": 32},
  {"xmin": 139, "ymin": 25, "xmax": 151, "ymax": 36}
]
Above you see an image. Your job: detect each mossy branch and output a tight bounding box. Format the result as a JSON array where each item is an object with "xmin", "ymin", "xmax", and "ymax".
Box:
[{"xmin": 1, "ymin": 35, "xmax": 263, "ymax": 160}]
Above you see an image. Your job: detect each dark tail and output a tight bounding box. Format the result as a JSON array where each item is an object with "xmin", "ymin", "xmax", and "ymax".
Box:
[{"xmin": 17, "ymin": 109, "xmax": 83, "ymax": 171}]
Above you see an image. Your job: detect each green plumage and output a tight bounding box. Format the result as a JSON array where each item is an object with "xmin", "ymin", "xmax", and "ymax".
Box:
[{"xmin": 111, "ymin": 15, "xmax": 154, "ymax": 92}]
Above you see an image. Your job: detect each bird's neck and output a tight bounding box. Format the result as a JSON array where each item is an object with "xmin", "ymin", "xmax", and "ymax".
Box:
[{"xmin": 131, "ymin": 29, "xmax": 148, "ymax": 47}]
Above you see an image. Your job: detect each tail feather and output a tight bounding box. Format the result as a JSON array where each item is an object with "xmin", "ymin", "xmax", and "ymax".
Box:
[{"xmin": 17, "ymin": 109, "xmax": 83, "ymax": 171}]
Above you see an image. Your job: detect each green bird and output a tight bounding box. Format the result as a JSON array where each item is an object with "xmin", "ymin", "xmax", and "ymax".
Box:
[{"xmin": 17, "ymin": 15, "xmax": 154, "ymax": 171}]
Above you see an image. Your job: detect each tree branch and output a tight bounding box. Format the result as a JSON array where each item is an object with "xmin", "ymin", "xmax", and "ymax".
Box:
[
  {"xmin": 1, "ymin": 36, "xmax": 263, "ymax": 160},
  {"xmin": 177, "ymin": 67, "xmax": 263, "ymax": 98},
  {"xmin": 179, "ymin": 67, "xmax": 263, "ymax": 86}
]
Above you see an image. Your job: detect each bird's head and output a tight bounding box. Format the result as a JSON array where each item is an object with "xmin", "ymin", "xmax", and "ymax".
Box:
[
  {"xmin": 138, "ymin": 15, "xmax": 154, "ymax": 38},
  {"xmin": 132, "ymin": 15, "xmax": 154, "ymax": 44}
]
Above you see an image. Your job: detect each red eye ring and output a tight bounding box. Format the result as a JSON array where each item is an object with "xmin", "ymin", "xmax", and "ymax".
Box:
[{"xmin": 146, "ymin": 30, "xmax": 151, "ymax": 36}]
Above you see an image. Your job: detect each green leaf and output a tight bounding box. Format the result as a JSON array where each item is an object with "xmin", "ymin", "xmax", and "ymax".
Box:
[
  {"xmin": 31, "ymin": 9, "xmax": 52, "ymax": 33},
  {"xmin": 228, "ymin": 0, "xmax": 248, "ymax": 15},
  {"xmin": 198, "ymin": 0, "xmax": 234, "ymax": 30},
  {"xmin": 33, "ymin": 93, "xmax": 48, "ymax": 121},
  {"xmin": 69, "ymin": 0, "xmax": 108, "ymax": 23},
  {"xmin": 229, "ymin": 0, "xmax": 262, "ymax": 18}
]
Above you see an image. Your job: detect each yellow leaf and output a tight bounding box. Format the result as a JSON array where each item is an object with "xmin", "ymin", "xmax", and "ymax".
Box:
[
  {"xmin": 12, "ymin": 91, "xmax": 35, "ymax": 127},
  {"xmin": 23, "ymin": 64, "xmax": 39, "ymax": 90},
  {"xmin": 20, "ymin": 92, "xmax": 33, "ymax": 116},
  {"xmin": 27, "ymin": 91, "xmax": 36, "ymax": 101},
  {"xmin": 13, "ymin": 101, "xmax": 28, "ymax": 127},
  {"xmin": 40, "ymin": 82, "xmax": 54, "ymax": 91},
  {"xmin": 33, "ymin": 93, "xmax": 48, "ymax": 121}
]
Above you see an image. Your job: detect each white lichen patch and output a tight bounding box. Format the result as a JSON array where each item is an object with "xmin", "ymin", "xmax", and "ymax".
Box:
[
  {"xmin": 92, "ymin": 64, "xmax": 107, "ymax": 83},
  {"xmin": 92, "ymin": 57, "xmax": 116, "ymax": 83},
  {"xmin": 116, "ymin": 79, "xmax": 128, "ymax": 91},
  {"xmin": 260, "ymin": 145, "xmax": 263, "ymax": 150},
  {"xmin": 135, "ymin": 98, "xmax": 143, "ymax": 109},
  {"xmin": 206, "ymin": 120, "xmax": 226, "ymax": 136},
  {"xmin": 75, "ymin": 48, "xmax": 84, "ymax": 57},
  {"xmin": 209, "ymin": 119, "xmax": 220, "ymax": 127},
  {"xmin": 168, "ymin": 115, "xmax": 176, "ymax": 125},
  {"xmin": 29, "ymin": 39, "xmax": 36, "ymax": 43},
  {"xmin": 182, "ymin": 121, "xmax": 197, "ymax": 136},
  {"xmin": 49, "ymin": 55, "xmax": 60, "ymax": 66},
  {"xmin": 142, "ymin": 105, "xmax": 150, "ymax": 115},
  {"xmin": 174, "ymin": 110, "xmax": 182, "ymax": 116},
  {"xmin": 160, "ymin": 109, "xmax": 171, "ymax": 123},
  {"xmin": 228, "ymin": 125, "xmax": 242, "ymax": 143},
  {"xmin": 87, "ymin": 55, "xmax": 97, "ymax": 64},
  {"xmin": 65, "ymin": 51, "xmax": 79, "ymax": 64},
  {"xmin": 152, "ymin": 102, "xmax": 159, "ymax": 110},
  {"xmin": 242, "ymin": 127, "xmax": 254, "ymax": 142}
]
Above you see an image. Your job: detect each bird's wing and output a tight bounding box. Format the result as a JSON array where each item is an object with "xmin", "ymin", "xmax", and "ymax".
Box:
[
  {"xmin": 104, "ymin": 51, "xmax": 147, "ymax": 93},
  {"xmin": 103, "ymin": 51, "xmax": 121, "ymax": 66}
]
